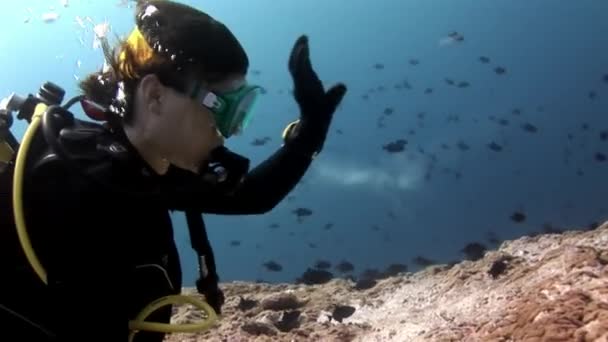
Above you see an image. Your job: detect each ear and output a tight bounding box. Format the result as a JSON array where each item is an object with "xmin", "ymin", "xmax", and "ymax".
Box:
[{"xmin": 138, "ymin": 74, "xmax": 164, "ymax": 115}]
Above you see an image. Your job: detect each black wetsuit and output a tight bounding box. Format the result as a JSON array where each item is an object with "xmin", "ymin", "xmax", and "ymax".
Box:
[{"xmin": 0, "ymin": 119, "xmax": 314, "ymax": 342}]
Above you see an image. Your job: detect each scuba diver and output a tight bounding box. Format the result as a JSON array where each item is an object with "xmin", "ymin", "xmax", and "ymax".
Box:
[{"xmin": 0, "ymin": 0, "xmax": 347, "ymax": 341}]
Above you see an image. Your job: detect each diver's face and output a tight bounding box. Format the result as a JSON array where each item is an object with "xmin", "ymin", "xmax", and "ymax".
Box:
[
  {"xmin": 136, "ymin": 73, "xmax": 244, "ymax": 173},
  {"xmin": 163, "ymin": 85, "xmax": 224, "ymax": 172},
  {"xmin": 168, "ymin": 74, "xmax": 248, "ymax": 172}
]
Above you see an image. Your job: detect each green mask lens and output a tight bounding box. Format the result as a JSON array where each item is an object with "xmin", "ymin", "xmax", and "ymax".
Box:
[{"xmin": 194, "ymin": 82, "xmax": 262, "ymax": 138}]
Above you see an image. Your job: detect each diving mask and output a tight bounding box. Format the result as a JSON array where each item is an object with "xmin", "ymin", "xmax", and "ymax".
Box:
[{"xmin": 191, "ymin": 81, "xmax": 262, "ymax": 138}]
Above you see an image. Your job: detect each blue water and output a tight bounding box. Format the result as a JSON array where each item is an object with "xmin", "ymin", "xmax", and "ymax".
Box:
[{"xmin": 2, "ymin": 0, "xmax": 607, "ymax": 286}]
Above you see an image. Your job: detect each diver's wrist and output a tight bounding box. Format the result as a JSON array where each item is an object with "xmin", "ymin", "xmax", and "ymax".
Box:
[{"xmin": 281, "ymin": 118, "xmax": 327, "ymax": 159}]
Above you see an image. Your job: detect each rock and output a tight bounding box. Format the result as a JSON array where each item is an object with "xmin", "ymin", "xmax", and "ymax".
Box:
[
  {"xmin": 260, "ymin": 292, "xmax": 305, "ymax": 311},
  {"xmin": 240, "ymin": 321, "xmax": 277, "ymax": 336},
  {"xmin": 488, "ymin": 255, "xmax": 513, "ymax": 279},
  {"xmin": 332, "ymin": 305, "xmax": 356, "ymax": 322},
  {"xmin": 237, "ymin": 296, "xmax": 258, "ymax": 311},
  {"xmin": 354, "ymin": 278, "xmax": 377, "ymax": 290},
  {"xmin": 274, "ymin": 310, "xmax": 302, "ymax": 332},
  {"xmin": 161, "ymin": 221, "xmax": 608, "ymax": 342}
]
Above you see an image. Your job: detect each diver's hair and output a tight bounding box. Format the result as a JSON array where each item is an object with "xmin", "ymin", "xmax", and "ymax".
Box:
[{"xmin": 77, "ymin": 0, "xmax": 249, "ymax": 127}]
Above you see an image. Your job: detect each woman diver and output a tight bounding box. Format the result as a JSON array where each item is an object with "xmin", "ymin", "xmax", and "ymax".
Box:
[{"xmin": 0, "ymin": 0, "xmax": 346, "ymax": 341}]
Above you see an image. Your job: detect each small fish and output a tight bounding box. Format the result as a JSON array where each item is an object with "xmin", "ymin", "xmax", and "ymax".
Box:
[
  {"xmin": 424, "ymin": 88, "xmax": 433, "ymax": 94},
  {"xmin": 382, "ymin": 139, "xmax": 408, "ymax": 153},
  {"xmin": 314, "ymin": 260, "xmax": 331, "ymax": 270},
  {"xmin": 494, "ymin": 66, "xmax": 507, "ymax": 75},
  {"xmin": 263, "ymin": 261, "xmax": 283, "ymax": 272},
  {"xmin": 542, "ymin": 223, "xmax": 562, "ymax": 234},
  {"xmin": 521, "ymin": 123, "xmax": 538, "ymax": 133},
  {"xmin": 444, "ymin": 78, "xmax": 455, "ymax": 86},
  {"xmin": 461, "ymin": 242, "xmax": 487, "ymax": 261},
  {"xmin": 595, "ymin": 152, "xmax": 607, "ymax": 162},
  {"xmin": 373, "ymin": 63, "xmax": 385, "ymax": 70},
  {"xmin": 457, "ymin": 81, "xmax": 470, "ymax": 88},
  {"xmin": 230, "ymin": 240, "xmax": 241, "ymax": 247},
  {"xmin": 292, "ymin": 207, "xmax": 313, "ymax": 218},
  {"xmin": 457, "ymin": 141, "xmax": 470, "ymax": 151},
  {"xmin": 251, "ymin": 137, "xmax": 271, "ymax": 146},
  {"xmin": 296, "ymin": 268, "xmax": 334, "ymax": 285},
  {"xmin": 448, "ymin": 31, "xmax": 464, "ymax": 42},
  {"xmin": 412, "ymin": 256, "xmax": 436, "ymax": 266},
  {"xmin": 446, "ymin": 115, "xmax": 460, "ymax": 123},
  {"xmin": 409, "ymin": 58, "xmax": 420, "ymax": 65},
  {"xmin": 488, "ymin": 142, "xmax": 503, "ymax": 152},
  {"xmin": 383, "ymin": 107, "xmax": 394, "ymax": 115},
  {"xmin": 383, "ymin": 263, "xmax": 408, "ymax": 277},
  {"xmin": 589, "ymin": 91, "xmax": 597, "ymax": 100},
  {"xmin": 335, "ymin": 260, "xmax": 354, "ymax": 273},
  {"xmin": 479, "ymin": 56, "xmax": 490, "ymax": 63},
  {"xmin": 361, "ymin": 268, "xmax": 381, "ymax": 280},
  {"xmin": 510, "ymin": 211, "xmax": 526, "ymax": 223}
]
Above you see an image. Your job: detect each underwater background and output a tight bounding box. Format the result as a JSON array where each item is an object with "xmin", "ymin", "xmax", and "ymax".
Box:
[{"xmin": 2, "ymin": 0, "xmax": 607, "ymax": 286}]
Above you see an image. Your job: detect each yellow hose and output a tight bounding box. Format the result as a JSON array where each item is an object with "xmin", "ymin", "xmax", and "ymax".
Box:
[
  {"xmin": 13, "ymin": 102, "xmax": 48, "ymax": 284},
  {"xmin": 13, "ymin": 103, "xmax": 219, "ymax": 339},
  {"xmin": 128, "ymin": 294, "xmax": 219, "ymax": 342}
]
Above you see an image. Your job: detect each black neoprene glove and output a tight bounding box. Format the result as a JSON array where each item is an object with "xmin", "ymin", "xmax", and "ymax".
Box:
[{"xmin": 285, "ymin": 35, "xmax": 347, "ymax": 157}]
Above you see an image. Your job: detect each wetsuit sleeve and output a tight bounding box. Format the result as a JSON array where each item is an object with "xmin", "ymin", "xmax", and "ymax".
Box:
[
  {"xmin": 164, "ymin": 141, "xmax": 314, "ymax": 215},
  {"xmin": 27, "ymin": 157, "xmax": 128, "ymax": 340}
]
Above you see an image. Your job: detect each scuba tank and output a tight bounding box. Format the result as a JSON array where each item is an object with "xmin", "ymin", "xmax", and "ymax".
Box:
[{"xmin": 0, "ymin": 81, "xmax": 241, "ymax": 340}]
